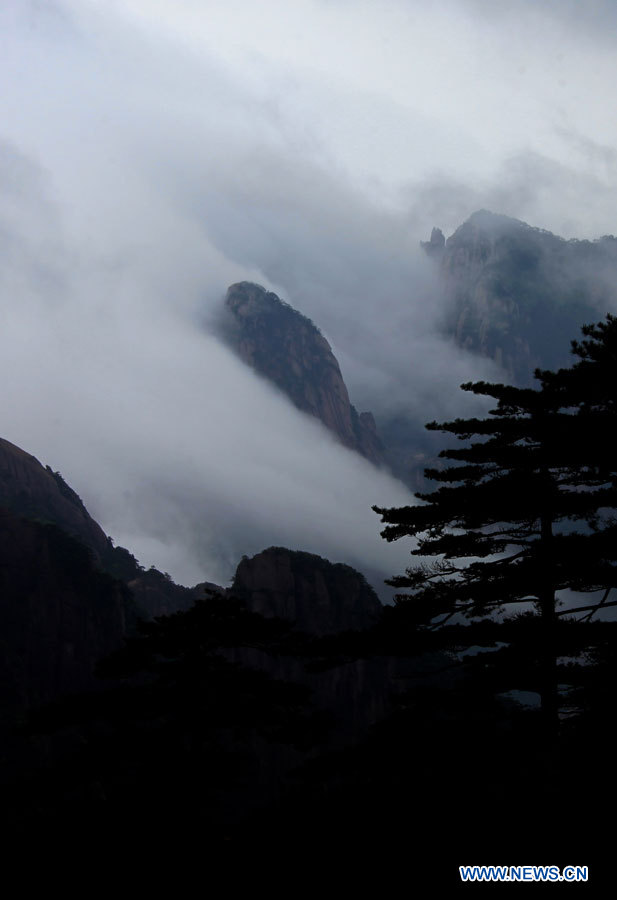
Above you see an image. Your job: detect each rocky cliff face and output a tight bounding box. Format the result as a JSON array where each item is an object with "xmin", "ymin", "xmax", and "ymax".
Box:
[
  {"xmin": 424, "ymin": 210, "xmax": 617, "ymax": 384},
  {"xmin": 225, "ymin": 548, "xmax": 455, "ymax": 749},
  {"xmin": 230, "ymin": 546, "xmax": 382, "ymax": 635},
  {"xmin": 223, "ymin": 282, "xmax": 383, "ymax": 464},
  {"xmin": 225, "ymin": 546, "xmax": 391, "ymax": 749},
  {"xmin": 0, "ymin": 435, "xmax": 212, "ymax": 621},
  {"xmin": 0, "ymin": 508, "xmax": 132, "ymax": 725},
  {"xmin": 0, "ymin": 433, "xmax": 229, "ymax": 726}
]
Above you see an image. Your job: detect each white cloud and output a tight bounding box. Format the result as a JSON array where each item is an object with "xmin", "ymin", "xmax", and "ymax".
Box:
[{"xmin": 0, "ymin": 0, "xmax": 614, "ymax": 590}]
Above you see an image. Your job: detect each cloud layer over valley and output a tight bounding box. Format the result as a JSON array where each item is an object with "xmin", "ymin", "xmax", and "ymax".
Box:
[{"xmin": 1, "ymin": 1, "xmax": 615, "ymax": 589}]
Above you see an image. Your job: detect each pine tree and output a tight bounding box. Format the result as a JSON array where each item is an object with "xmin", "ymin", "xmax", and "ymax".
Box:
[{"xmin": 374, "ymin": 320, "xmax": 617, "ymax": 735}]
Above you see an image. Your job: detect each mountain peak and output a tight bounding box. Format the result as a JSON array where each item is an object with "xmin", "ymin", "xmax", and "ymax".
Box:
[
  {"xmin": 226, "ymin": 281, "xmax": 321, "ymax": 334},
  {"xmin": 427, "ymin": 211, "xmax": 617, "ymax": 384},
  {"xmin": 450, "ymin": 209, "xmax": 537, "ymax": 245},
  {"xmin": 231, "ymin": 546, "xmax": 382, "ymax": 634},
  {"xmin": 467, "ymin": 208, "xmax": 523, "ymax": 227},
  {"xmin": 222, "ymin": 283, "xmax": 383, "ymax": 464}
]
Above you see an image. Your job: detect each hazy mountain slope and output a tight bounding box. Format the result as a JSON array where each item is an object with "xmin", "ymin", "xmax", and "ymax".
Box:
[
  {"xmin": 0, "ymin": 435, "xmax": 392, "ymax": 727},
  {"xmin": 218, "ymin": 216, "xmax": 617, "ymax": 492},
  {"xmin": 222, "ymin": 282, "xmax": 383, "ymax": 464},
  {"xmin": 0, "ymin": 436, "xmax": 110, "ymax": 563},
  {"xmin": 0, "ymin": 437, "xmax": 201, "ymax": 722},
  {"xmin": 0, "ymin": 435, "xmax": 204, "ymax": 620},
  {"xmin": 426, "ymin": 210, "xmax": 617, "ymax": 383},
  {"xmin": 372, "ymin": 209, "xmax": 617, "ymax": 488}
]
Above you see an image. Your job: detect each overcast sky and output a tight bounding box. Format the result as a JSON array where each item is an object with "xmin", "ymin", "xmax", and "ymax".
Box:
[{"xmin": 1, "ymin": 0, "xmax": 615, "ymax": 589}]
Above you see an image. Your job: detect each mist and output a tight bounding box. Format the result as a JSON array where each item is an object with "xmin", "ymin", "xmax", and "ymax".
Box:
[{"xmin": 1, "ymin": 0, "xmax": 615, "ymax": 589}]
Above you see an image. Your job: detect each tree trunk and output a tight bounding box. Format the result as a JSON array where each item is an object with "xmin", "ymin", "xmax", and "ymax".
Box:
[{"xmin": 539, "ymin": 509, "xmax": 559, "ymax": 741}]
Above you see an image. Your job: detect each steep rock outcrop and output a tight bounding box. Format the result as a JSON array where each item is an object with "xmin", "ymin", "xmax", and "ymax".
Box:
[
  {"xmin": 224, "ymin": 547, "xmax": 391, "ymax": 748},
  {"xmin": 230, "ymin": 546, "xmax": 382, "ymax": 635},
  {"xmin": 0, "ymin": 436, "xmax": 226, "ymax": 725},
  {"xmin": 226, "ymin": 548, "xmax": 454, "ymax": 749},
  {"xmin": 424, "ymin": 210, "xmax": 617, "ymax": 384},
  {"xmin": 0, "ymin": 436, "xmax": 212, "ymax": 621},
  {"xmin": 0, "ymin": 437, "xmax": 109, "ymax": 562},
  {"xmin": 223, "ymin": 282, "xmax": 383, "ymax": 464},
  {"xmin": 420, "ymin": 226, "xmax": 445, "ymax": 257}
]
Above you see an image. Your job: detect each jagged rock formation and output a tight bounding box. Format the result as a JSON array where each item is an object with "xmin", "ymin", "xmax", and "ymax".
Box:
[
  {"xmin": 423, "ymin": 210, "xmax": 617, "ymax": 384},
  {"xmin": 223, "ymin": 282, "xmax": 383, "ymax": 464},
  {"xmin": 230, "ymin": 546, "xmax": 382, "ymax": 635},
  {"xmin": 420, "ymin": 226, "xmax": 445, "ymax": 257}
]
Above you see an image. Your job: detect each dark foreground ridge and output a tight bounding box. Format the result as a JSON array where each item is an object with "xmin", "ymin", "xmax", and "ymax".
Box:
[{"xmin": 231, "ymin": 546, "xmax": 382, "ymax": 635}]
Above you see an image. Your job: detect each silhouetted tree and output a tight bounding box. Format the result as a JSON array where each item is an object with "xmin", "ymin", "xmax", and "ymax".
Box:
[{"xmin": 374, "ymin": 317, "xmax": 617, "ymax": 735}]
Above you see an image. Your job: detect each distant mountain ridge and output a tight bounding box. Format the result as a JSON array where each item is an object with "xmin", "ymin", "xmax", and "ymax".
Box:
[
  {"xmin": 406, "ymin": 212, "xmax": 617, "ymax": 485},
  {"xmin": 220, "ymin": 216, "xmax": 617, "ymax": 490},
  {"xmin": 424, "ymin": 210, "xmax": 617, "ymax": 383},
  {"xmin": 223, "ymin": 282, "xmax": 383, "ymax": 464},
  {"xmin": 5, "ymin": 209, "xmax": 615, "ymax": 722}
]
